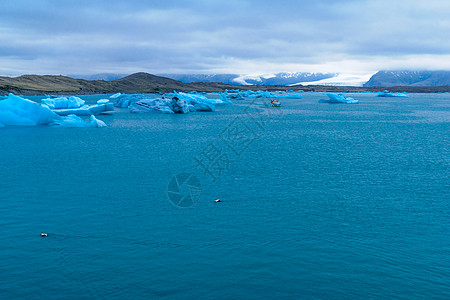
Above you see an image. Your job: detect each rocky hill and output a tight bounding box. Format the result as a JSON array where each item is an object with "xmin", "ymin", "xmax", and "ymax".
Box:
[{"xmin": 0, "ymin": 72, "xmax": 245, "ymax": 95}]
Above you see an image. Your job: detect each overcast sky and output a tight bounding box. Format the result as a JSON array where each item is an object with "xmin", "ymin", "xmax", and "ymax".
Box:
[{"xmin": 1, "ymin": 0, "xmax": 449, "ymax": 76}]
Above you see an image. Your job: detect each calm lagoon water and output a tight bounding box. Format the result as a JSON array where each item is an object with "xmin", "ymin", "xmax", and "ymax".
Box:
[{"xmin": 0, "ymin": 93, "xmax": 449, "ymax": 299}]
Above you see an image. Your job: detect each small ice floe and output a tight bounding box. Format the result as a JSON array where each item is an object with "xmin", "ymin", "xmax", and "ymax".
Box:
[
  {"xmin": 376, "ymin": 90, "xmax": 408, "ymax": 97},
  {"xmin": 319, "ymin": 93, "xmax": 359, "ymax": 104}
]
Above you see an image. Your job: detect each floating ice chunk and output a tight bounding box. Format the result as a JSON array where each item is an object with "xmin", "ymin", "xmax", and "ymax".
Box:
[
  {"xmin": 0, "ymin": 93, "xmax": 60, "ymax": 126},
  {"xmin": 113, "ymin": 91, "xmax": 228, "ymax": 113},
  {"xmin": 219, "ymin": 93, "xmax": 233, "ymax": 104},
  {"xmin": 221, "ymin": 91, "xmax": 244, "ymax": 101},
  {"xmin": 54, "ymin": 115, "xmax": 107, "ymax": 128},
  {"xmin": 109, "ymin": 92, "xmax": 122, "ymax": 99},
  {"xmin": 376, "ymin": 90, "xmax": 408, "ymax": 97},
  {"xmin": 167, "ymin": 91, "xmax": 230, "ymax": 105},
  {"xmin": 0, "ymin": 94, "xmax": 107, "ymax": 128},
  {"xmin": 320, "ymin": 93, "xmax": 359, "ymax": 104},
  {"xmin": 193, "ymin": 103, "xmax": 215, "ymax": 112},
  {"xmin": 52, "ymin": 103, "xmax": 114, "ymax": 116},
  {"xmin": 113, "ymin": 94, "xmax": 149, "ymax": 108},
  {"xmin": 129, "ymin": 98, "xmax": 173, "ymax": 114},
  {"xmin": 275, "ymin": 93, "xmax": 303, "ymax": 99},
  {"xmin": 97, "ymin": 99, "xmax": 110, "ymax": 104},
  {"xmin": 42, "ymin": 95, "xmax": 113, "ymax": 116},
  {"xmin": 168, "ymin": 97, "xmax": 190, "ymax": 113},
  {"xmin": 41, "ymin": 96, "xmax": 85, "ymax": 109},
  {"xmin": 129, "ymin": 96, "xmax": 215, "ymax": 114},
  {"xmin": 239, "ymin": 90, "xmax": 269, "ymax": 98}
]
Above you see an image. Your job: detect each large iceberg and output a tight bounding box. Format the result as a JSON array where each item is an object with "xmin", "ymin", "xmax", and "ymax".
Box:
[
  {"xmin": 0, "ymin": 94, "xmax": 106, "ymax": 128},
  {"xmin": 114, "ymin": 91, "xmax": 226, "ymax": 113},
  {"xmin": 165, "ymin": 91, "xmax": 231, "ymax": 106},
  {"xmin": 129, "ymin": 96, "xmax": 215, "ymax": 114},
  {"xmin": 320, "ymin": 93, "xmax": 359, "ymax": 104},
  {"xmin": 377, "ymin": 90, "xmax": 408, "ymax": 97}
]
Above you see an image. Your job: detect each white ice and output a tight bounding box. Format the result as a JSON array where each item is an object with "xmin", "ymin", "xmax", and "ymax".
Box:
[
  {"xmin": 41, "ymin": 96, "xmax": 85, "ymax": 109},
  {"xmin": 321, "ymin": 93, "xmax": 359, "ymax": 104}
]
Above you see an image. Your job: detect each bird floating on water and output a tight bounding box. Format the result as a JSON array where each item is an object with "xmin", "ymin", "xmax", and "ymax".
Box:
[
  {"xmin": 41, "ymin": 232, "xmax": 48, "ymax": 237},
  {"xmin": 214, "ymin": 199, "xmax": 221, "ymax": 203}
]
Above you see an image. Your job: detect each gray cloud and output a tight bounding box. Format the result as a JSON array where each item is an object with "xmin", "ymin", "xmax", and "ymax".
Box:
[{"xmin": 1, "ymin": 0, "xmax": 449, "ymax": 75}]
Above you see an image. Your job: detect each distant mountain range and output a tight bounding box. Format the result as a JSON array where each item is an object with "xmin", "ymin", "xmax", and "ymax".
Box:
[
  {"xmin": 64, "ymin": 71, "xmax": 450, "ymax": 87},
  {"xmin": 1, "ymin": 72, "xmax": 450, "ymax": 95},
  {"xmin": 364, "ymin": 71, "xmax": 450, "ymax": 87},
  {"xmin": 159, "ymin": 72, "xmax": 336, "ymax": 86}
]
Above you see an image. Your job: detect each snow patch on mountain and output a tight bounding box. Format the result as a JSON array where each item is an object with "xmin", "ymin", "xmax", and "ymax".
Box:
[{"xmin": 233, "ymin": 74, "xmax": 276, "ymax": 85}]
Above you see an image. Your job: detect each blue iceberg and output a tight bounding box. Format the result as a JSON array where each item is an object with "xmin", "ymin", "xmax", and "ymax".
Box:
[
  {"xmin": 113, "ymin": 94, "xmax": 150, "ymax": 108},
  {"xmin": 377, "ymin": 90, "xmax": 408, "ymax": 97},
  {"xmin": 166, "ymin": 91, "xmax": 231, "ymax": 106},
  {"xmin": 129, "ymin": 96, "xmax": 215, "ymax": 114},
  {"xmin": 41, "ymin": 96, "xmax": 85, "ymax": 109},
  {"xmin": 41, "ymin": 96, "xmax": 114, "ymax": 116},
  {"xmin": 168, "ymin": 97, "xmax": 190, "ymax": 114},
  {"xmin": 220, "ymin": 90, "xmax": 244, "ymax": 101},
  {"xmin": 114, "ymin": 91, "xmax": 225, "ymax": 113},
  {"xmin": 320, "ymin": 93, "xmax": 359, "ymax": 104},
  {"xmin": 275, "ymin": 93, "xmax": 303, "ymax": 99},
  {"xmin": 53, "ymin": 114, "xmax": 106, "ymax": 127},
  {"xmin": 0, "ymin": 94, "xmax": 106, "ymax": 128}
]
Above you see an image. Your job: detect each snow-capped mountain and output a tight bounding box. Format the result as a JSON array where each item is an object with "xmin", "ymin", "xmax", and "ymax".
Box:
[
  {"xmin": 160, "ymin": 72, "xmax": 336, "ymax": 86},
  {"xmin": 364, "ymin": 71, "xmax": 450, "ymax": 87}
]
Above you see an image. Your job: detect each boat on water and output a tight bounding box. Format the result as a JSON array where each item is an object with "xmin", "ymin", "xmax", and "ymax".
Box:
[{"xmin": 269, "ymin": 99, "xmax": 281, "ymax": 107}]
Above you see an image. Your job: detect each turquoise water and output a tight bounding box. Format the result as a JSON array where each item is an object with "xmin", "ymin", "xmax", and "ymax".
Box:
[{"xmin": 1, "ymin": 93, "xmax": 449, "ymax": 299}]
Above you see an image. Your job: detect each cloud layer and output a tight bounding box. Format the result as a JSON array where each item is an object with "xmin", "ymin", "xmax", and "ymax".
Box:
[{"xmin": 1, "ymin": 0, "xmax": 449, "ymax": 76}]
